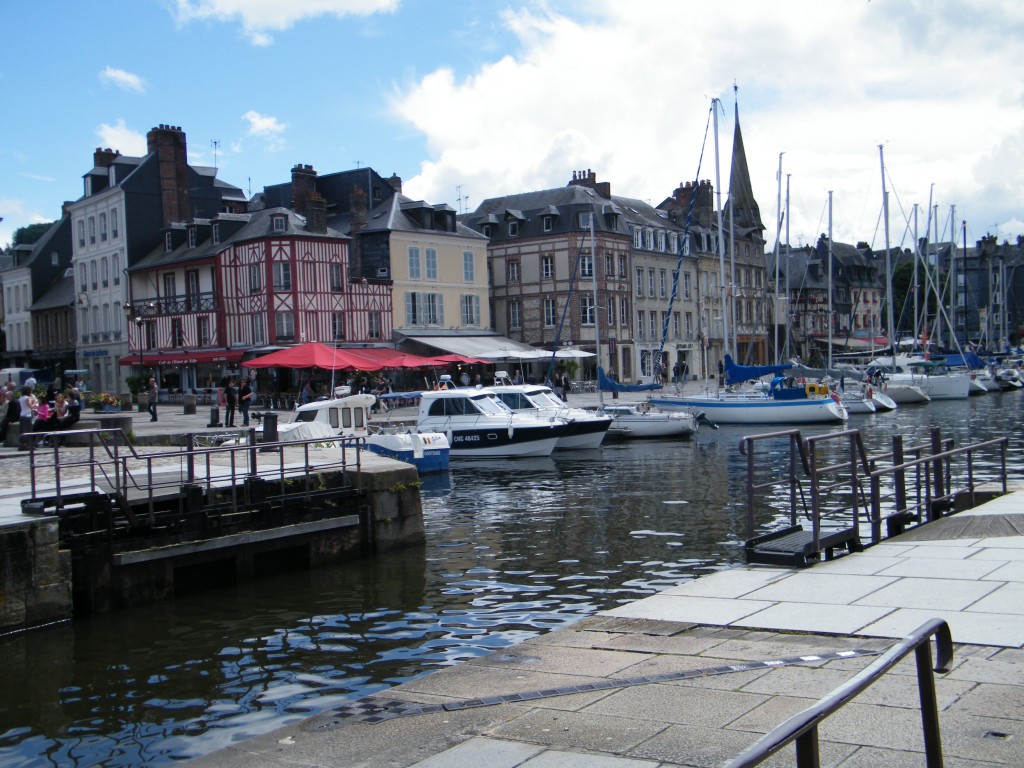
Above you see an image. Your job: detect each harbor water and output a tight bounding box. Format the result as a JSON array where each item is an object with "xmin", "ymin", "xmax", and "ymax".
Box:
[{"xmin": 1, "ymin": 394, "xmax": 1022, "ymax": 767}]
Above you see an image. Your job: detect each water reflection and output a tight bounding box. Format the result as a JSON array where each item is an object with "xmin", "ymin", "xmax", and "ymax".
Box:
[{"xmin": 1, "ymin": 394, "xmax": 1022, "ymax": 766}]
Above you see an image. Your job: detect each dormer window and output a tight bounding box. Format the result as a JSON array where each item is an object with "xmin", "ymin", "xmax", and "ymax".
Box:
[
  {"xmin": 543, "ymin": 216, "xmax": 553, "ymax": 232},
  {"xmin": 482, "ymin": 224, "xmax": 493, "ymax": 238},
  {"xmin": 212, "ymin": 223, "xmax": 220, "ymax": 244},
  {"xmin": 578, "ymin": 212, "xmax": 592, "ymax": 230},
  {"xmin": 272, "ymin": 215, "xmax": 287, "ymax": 233},
  {"xmin": 165, "ymin": 232, "xmax": 173, "ymax": 252},
  {"xmin": 188, "ymin": 227, "xmax": 197, "ymax": 248},
  {"xmin": 508, "ymin": 221, "xmax": 519, "ymax": 237}
]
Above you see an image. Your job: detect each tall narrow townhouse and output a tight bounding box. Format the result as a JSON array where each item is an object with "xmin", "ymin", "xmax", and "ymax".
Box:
[
  {"xmin": 465, "ymin": 171, "xmax": 699, "ymax": 384},
  {"xmin": 263, "ymin": 165, "xmax": 489, "ymax": 355},
  {"xmin": 67, "ymin": 125, "xmax": 245, "ymax": 393}
]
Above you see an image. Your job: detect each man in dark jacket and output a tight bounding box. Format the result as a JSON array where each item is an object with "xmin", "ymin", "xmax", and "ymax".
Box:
[{"xmin": 224, "ymin": 379, "xmax": 237, "ymax": 427}]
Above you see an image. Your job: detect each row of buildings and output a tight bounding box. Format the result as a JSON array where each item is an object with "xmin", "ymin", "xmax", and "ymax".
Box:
[{"xmin": 3, "ymin": 118, "xmax": 1023, "ymax": 395}]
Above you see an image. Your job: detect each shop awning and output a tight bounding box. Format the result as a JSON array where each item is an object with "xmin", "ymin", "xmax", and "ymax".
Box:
[
  {"xmin": 119, "ymin": 350, "xmax": 244, "ymax": 366},
  {"xmin": 402, "ymin": 334, "xmax": 541, "ymax": 359}
]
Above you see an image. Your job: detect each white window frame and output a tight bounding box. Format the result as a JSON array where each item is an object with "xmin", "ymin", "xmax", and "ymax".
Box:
[
  {"xmin": 543, "ymin": 297, "xmax": 556, "ymax": 327},
  {"xmin": 273, "ymin": 262, "xmax": 292, "ymax": 291},
  {"xmin": 425, "ymin": 248, "xmax": 438, "ymax": 280},
  {"xmin": 580, "ymin": 295, "xmax": 595, "ymax": 325},
  {"xmin": 509, "ymin": 300, "xmax": 521, "ymax": 329},
  {"xmin": 463, "ymin": 251, "xmax": 475, "ymax": 282}
]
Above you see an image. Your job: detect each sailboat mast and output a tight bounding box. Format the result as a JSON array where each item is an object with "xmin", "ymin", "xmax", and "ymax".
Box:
[
  {"xmin": 933, "ymin": 202, "xmax": 942, "ymax": 347},
  {"xmin": 880, "ymin": 145, "xmax": 897, "ymax": 368},
  {"xmin": 828, "ymin": 190, "xmax": 834, "ymax": 371},
  {"xmin": 712, "ymin": 98, "xmax": 730, "ymax": 368},
  {"xmin": 949, "ymin": 205, "xmax": 958, "ymax": 347},
  {"xmin": 590, "ymin": 207, "xmax": 603, "ymax": 405},
  {"xmin": 912, "ymin": 204, "xmax": 920, "ymax": 343},
  {"xmin": 772, "ymin": 153, "xmax": 783, "ymax": 364},
  {"xmin": 784, "ymin": 174, "xmax": 791, "ymax": 362}
]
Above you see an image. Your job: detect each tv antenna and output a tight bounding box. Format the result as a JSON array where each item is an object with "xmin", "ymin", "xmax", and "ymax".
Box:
[
  {"xmin": 456, "ymin": 184, "xmax": 470, "ymax": 214},
  {"xmin": 211, "ymin": 139, "xmax": 220, "ymax": 169}
]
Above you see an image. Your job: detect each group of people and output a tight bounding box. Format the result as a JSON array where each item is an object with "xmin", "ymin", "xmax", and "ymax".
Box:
[
  {"xmin": 221, "ymin": 377, "xmax": 253, "ymax": 427},
  {"xmin": 0, "ymin": 379, "xmax": 83, "ymax": 448}
]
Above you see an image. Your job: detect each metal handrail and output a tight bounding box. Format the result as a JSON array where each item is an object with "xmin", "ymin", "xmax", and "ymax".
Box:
[
  {"xmin": 724, "ymin": 618, "xmax": 954, "ymax": 768},
  {"xmin": 739, "ymin": 429, "xmax": 810, "ymax": 533}
]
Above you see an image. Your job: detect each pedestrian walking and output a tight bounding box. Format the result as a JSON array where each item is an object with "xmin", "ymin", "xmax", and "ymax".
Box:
[
  {"xmin": 147, "ymin": 378, "xmax": 159, "ymax": 422},
  {"xmin": 224, "ymin": 379, "xmax": 237, "ymax": 427},
  {"xmin": 239, "ymin": 379, "xmax": 252, "ymax": 426}
]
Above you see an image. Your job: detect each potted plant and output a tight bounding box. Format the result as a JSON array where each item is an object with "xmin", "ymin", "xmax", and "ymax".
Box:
[{"xmin": 88, "ymin": 392, "xmax": 122, "ymax": 412}]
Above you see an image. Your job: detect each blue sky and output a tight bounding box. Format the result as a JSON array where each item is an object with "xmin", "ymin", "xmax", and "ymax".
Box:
[{"xmin": 2, "ymin": 0, "xmax": 1022, "ymax": 253}]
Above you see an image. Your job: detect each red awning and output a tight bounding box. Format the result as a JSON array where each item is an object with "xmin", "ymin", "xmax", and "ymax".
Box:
[{"xmin": 119, "ymin": 350, "xmax": 244, "ymax": 366}]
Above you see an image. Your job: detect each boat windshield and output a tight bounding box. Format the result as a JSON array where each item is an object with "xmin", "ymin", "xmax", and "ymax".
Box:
[
  {"xmin": 470, "ymin": 392, "xmax": 514, "ymax": 415},
  {"xmin": 529, "ymin": 388, "xmax": 565, "ymax": 408}
]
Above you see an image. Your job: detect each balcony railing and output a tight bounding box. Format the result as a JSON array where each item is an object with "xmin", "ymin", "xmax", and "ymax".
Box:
[{"xmin": 132, "ymin": 292, "xmax": 219, "ymax": 316}]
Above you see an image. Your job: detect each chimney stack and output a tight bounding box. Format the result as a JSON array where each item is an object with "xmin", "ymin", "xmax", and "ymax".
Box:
[
  {"xmin": 387, "ymin": 173, "xmax": 402, "ymax": 193},
  {"xmin": 146, "ymin": 124, "xmax": 189, "ymax": 227},
  {"xmin": 306, "ymin": 193, "xmax": 327, "ymax": 234},
  {"xmin": 93, "ymin": 147, "xmax": 121, "ymax": 167},
  {"xmin": 290, "ymin": 163, "xmax": 318, "ymax": 215}
]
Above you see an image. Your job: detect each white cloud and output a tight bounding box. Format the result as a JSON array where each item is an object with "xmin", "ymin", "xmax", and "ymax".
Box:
[
  {"xmin": 242, "ymin": 110, "xmax": 287, "ymax": 152},
  {"xmin": 96, "ymin": 119, "xmax": 147, "ymax": 156},
  {"xmin": 395, "ymin": 0, "xmax": 1024, "ymax": 248},
  {"xmin": 99, "ymin": 66, "xmax": 146, "ymax": 93},
  {"xmin": 173, "ymin": 0, "xmax": 399, "ymax": 45}
]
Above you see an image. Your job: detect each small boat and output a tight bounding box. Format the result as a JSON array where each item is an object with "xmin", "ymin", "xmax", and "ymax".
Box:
[
  {"xmin": 995, "ymin": 368, "xmax": 1024, "ymax": 390},
  {"xmin": 867, "ymin": 356, "xmax": 970, "ymax": 400},
  {"xmin": 488, "ymin": 376, "xmax": 612, "ymax": 450},
  {"xmin": 599, "ymin": 402, "xmax": 698, "ymax": 439},
  {"xmin": 415, "ymin": 387, "xmax": 566, "ymax": 458},
  {"xmin": 837, "ymin": 390, "xmax": 876, "ymax": 415},
  {"xmin": 254, "ymin": 393, "xmax": 451, "ymax": 473},
  {"xmin": 654, "ymin": 357, "xmax": 847, "ymax": 425}
]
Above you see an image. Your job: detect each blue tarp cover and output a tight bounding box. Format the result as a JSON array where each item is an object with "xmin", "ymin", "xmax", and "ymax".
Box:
[
  {"xmin": 724, "ymin": 354, "xmax": 792, "ymax": 386},
  {"xmin": 598, "ymin": 367, "xmax": 663, "ymax": 393}
]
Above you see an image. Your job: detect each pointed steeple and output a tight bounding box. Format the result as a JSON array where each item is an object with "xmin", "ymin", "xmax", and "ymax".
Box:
[{"xmin": 724, "ymin": 92, "xmax": 765, "ymax": 234}]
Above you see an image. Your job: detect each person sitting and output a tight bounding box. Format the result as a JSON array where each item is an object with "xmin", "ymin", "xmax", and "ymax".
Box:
[
  {"xmin": 0, "ymin": 390, "xmax": 19, "ymax": 442},
  {"xmin": 58, "ymin": 389, "xmax": 82, "ymax": 430},
  {"xmin": 33, "ymin": 400, "xmax": 54, "ymax": 432}
]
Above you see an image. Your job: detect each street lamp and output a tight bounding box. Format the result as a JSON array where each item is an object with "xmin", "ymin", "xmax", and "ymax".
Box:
[{"xmin": 124, "ymin": 302, "xmax": 155, "ymax": 378}]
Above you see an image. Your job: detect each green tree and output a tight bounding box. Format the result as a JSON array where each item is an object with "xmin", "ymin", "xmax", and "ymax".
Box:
[{"xmin": 12, "ymin": 221, "xmax": 54, "ymax": 246}]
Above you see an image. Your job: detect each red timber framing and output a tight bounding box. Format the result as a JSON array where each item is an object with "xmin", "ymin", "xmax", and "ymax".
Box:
[{"xmin": 219, "ymin": 236, "xmax": 392, "ymax": 349}]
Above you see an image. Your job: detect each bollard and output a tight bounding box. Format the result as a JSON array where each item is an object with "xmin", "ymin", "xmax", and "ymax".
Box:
[
  {"xmin": 183, "ymin": 394, "xmax": 197, "ymax": 415},
  {"xmin": 208, "ymin": 404, "xmax": 221, "ymax": 428},
  {"xmin": 262, "ymin": 412, "xmax": 278, "ymax": 442}
]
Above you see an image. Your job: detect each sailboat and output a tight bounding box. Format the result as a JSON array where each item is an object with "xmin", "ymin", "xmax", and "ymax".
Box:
[{"xmin": 650, "ymin": 98, "xmax": 847, "ymax": 425}]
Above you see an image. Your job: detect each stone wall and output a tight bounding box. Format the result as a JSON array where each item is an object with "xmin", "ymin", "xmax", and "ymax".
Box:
[{"xmin": 0, "ymin": 520, "xmax": 72, "ymax": 634}]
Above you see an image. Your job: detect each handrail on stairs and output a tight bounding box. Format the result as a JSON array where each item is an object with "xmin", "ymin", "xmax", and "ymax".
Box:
[{"xmin": 724, "ymin": 618, "xmax": 954, "ymax": 768}]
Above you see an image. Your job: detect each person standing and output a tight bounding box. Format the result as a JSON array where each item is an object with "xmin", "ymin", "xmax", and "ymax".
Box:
[
  {"xmin": 18, "ymin": 385, "xmax": 37, "ymax": 450},
  {"xmin": 559, "ymin": 371, "xmax": 570, "ymax": 401},
  {"xmin": 147, "ymin": 378, "xmax": 159, "ymax": 422},
  {"xmin": 239, "ymin": 378, "xmax": 252, "ymax": 427},
  {"xmin": 0, "ymin": 390, "xmax": 19, "ymax": 442},
  {"xmin": 224, "ymin": 379, "xmax": 237, "ymax": 427}
]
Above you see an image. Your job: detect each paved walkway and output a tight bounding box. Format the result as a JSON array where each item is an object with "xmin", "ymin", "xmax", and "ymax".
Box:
[{"xmin": 186, "ymin": 491, "xmax": 1024, "ymax": 768}]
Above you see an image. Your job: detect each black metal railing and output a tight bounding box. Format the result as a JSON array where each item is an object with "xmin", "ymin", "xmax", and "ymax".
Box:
[{"xmin": 724, "ymin": 618, "xmax": 954, "ymax": 768}]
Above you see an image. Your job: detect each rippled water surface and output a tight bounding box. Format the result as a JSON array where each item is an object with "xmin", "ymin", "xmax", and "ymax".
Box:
[{"xmin": 1, "ymin": 394, "xmax": 1022, "ymax": 766}]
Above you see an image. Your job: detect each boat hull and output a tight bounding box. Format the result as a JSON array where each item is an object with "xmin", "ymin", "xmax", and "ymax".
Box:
[
  {"xmin": 365, "ymin": 431, "xmax": 450, "ymax": 473},
  {"xmin": 556, "ymin": 417, "xmax": 612, "ymax": 450},
  {"xmin": 650, "ymin": 394, "xmax": 847, "ymax": 424},
  {"xmin": 870, "ymin": 391, "xmax": 898, "ymax": 411},
  {"xmin": 423, "ymin": 424, "xmax": 563, "ymax": 458},
  {"xmin": 883, "ymin": 383, "xmax": 930, "ymax": 404}
]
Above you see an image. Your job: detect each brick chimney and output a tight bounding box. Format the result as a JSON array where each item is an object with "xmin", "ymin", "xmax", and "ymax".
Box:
[
  {"xmin": 93, "ymin": 147, "xmax": 121, "ymax": 167},
  {"xmin": 387, "ymin": 173, "xmax": 402, "ymax": 193},
  {"xmin": 146, "ymin": 124, "xmax": 189, "ymax": 226},
  {"xmin": 306, "ymin": 192, "xmax": 327, "ymax": 234},
  {"xmin": 349, "ymin": 186, "xmax": 368, "ymax": 278},
  {"xmin": 291, "ymin": 164, "xmax": 318, "ymax": 215},
  {"xmin": 567, "ymin": 168, "xmax": 610, "ymax": 199},
  {"xmin": 667, "ymin": 180, "xmax": 715, "ymax": 228}
]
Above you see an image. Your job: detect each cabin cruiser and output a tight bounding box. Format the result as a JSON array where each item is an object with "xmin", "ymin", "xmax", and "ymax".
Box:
[
  {"xmin": 867, "ymin": 355, "xmax": 970, "ymax": 400},
  {"xmin": 599, "ymin": 402, "xmax": 699, "ymax": 439},
  {"xmin": 416, "ymin": 386, "xmax": 566, "ymax": 458},
  {"xmin": 487, "ymin": 373, "xmax": 612, "ymax": 449}
]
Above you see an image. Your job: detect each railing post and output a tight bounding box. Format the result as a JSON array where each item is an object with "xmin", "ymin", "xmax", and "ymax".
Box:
[
  {"xmin": 185, "ymin": 433, "xmax": 195, "ymax": 484},
  {"xmin": 744, "ymin": 437, "xmax": 756, "ymax": 536},
  {"xmin": 248, "ymin": 428, "xmax": 258, "ymax": 478},
  {"xmin": 916, "ymin": 638, "xmax": 945, "ymax": 768},
  {"xmin": 892, "ymin": 435, "xmax": 906, "ymax": 516},
  {"xmin": 789, "ymin": 434, "xmax": 798, "ymax": 527},
  {"xmin": 930, "ymin": 427, "xmax": 944, "ymax": 520},
  {"xmin": 808, "ymin": 438, "xmax": 821, "ymax": 553},
  {"xmin": 795, "ymin": 727, "xmax": 821, "ymax": 768}
]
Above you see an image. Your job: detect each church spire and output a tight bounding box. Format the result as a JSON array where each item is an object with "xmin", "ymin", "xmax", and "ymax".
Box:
[{"xmin": 724, "ymin": 87, "xmax": 765, "ymax": 234}]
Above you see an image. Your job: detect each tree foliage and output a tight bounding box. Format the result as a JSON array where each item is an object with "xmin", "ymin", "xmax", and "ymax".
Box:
[{"xmin": 12, "ymin": 221, "xmax": 53, "ymax": 246}]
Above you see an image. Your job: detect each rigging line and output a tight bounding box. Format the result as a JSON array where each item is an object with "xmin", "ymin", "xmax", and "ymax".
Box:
[
  {"xmin": 545, "ymin": 229, "xmax": 588, "ymax": 385},
  {"xmin": 649, "ymin": 103, "xmax": 714, "ymax": 382}
]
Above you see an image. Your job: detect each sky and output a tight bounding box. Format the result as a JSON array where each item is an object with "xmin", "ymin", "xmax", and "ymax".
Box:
[{"xmin": 2, "ymin": 0, "xmax": 1023, "ymax": 255}]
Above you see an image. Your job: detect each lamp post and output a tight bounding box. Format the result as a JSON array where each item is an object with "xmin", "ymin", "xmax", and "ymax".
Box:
[{"xmin": 123, "ymin": 302, "xmax": 155, "ymax": 378}]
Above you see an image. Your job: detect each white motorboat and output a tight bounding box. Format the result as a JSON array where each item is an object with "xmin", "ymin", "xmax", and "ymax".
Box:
[
  {"xmin": 838, "ymin": 390, "xmax": 876, "ymax": 415},
  {"xmin": 416, "ymin": 387, "xmax": 566, "ymax": 458},
  {"xmin": 252, "ymin": 393, "xmax": 451, "ymax": 473},
  {"xmin": 995, "ymin": 368, "xmax": 1024, "ymax": 390},
  {"xmin": 867, "ymin": 356, "xmax": 970, "ymax": 401},
  {"xmin": 599, "ymin": 402, "xmax": 698, "ymax": 439},
  {"xmin": 488, "ymin": 379, "xmax": 612, "ymax": 450}
]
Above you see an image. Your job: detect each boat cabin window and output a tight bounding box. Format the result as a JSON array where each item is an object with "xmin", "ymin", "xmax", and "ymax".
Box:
[
  {"xmin": 341, "ymin": 406, "xmax": 365, "ymax": 429},
  {"xmin": 471, "ymin": 393, "xmax": 514, "ymax": 415},
  {"xmin": 296, "ymin": 410, "xmax": 318, "ymax": 423},
  {"xmin": 428, "ymin": 397, "xmax": 469, "ymax": 417},
  {"xmin": 531, "ymin": 389, "xmax": 564, "ymax": 408},
  {"xmin": 497, "ymin": 392, "xmax": 530, "ymax": 410}
]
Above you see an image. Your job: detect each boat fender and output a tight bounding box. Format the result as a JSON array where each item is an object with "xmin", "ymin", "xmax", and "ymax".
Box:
[
  {"xmin": 508, "ymin": 426, "xmax": 514, "ymax": 439},
  {"xmin": 446, "ymin": 429, "xmax": 453, "ymax": 445},
  {"xmin": 866, "ymin": 386, "xmax": 873, "ymax": 399},
  {"xmin": 805, "ymin": 383, "xmax": 817, "ymax": 397},
  {"xmin": 831, "ymin": 392, "xmax": 841, "ymax": 405}
]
